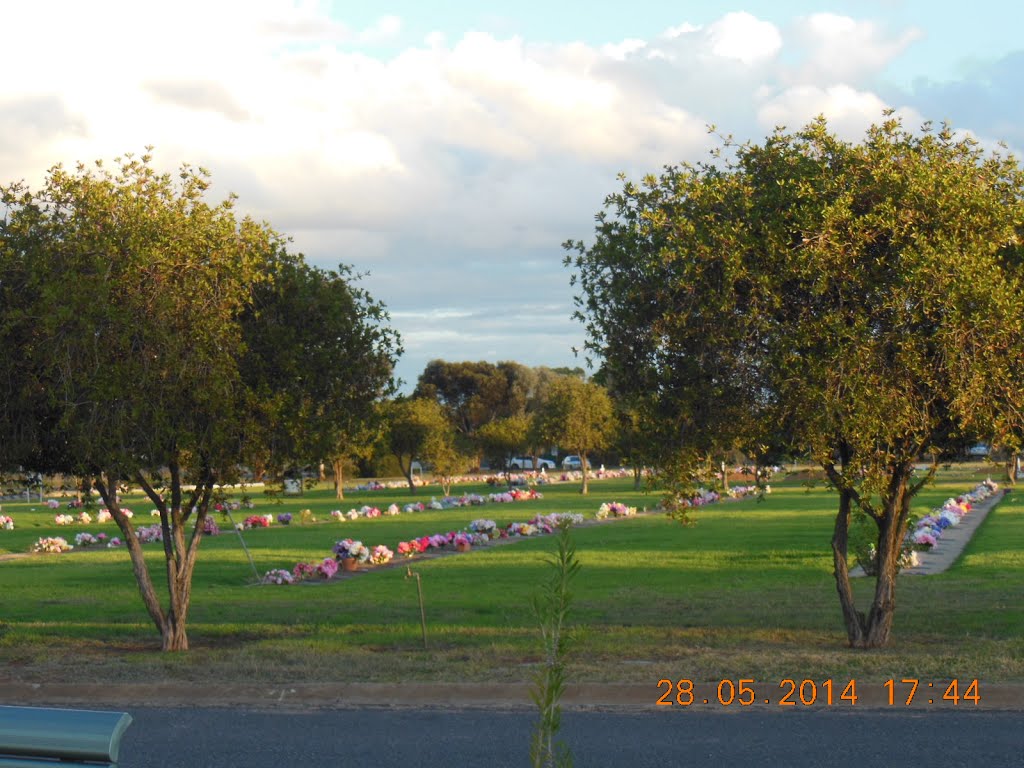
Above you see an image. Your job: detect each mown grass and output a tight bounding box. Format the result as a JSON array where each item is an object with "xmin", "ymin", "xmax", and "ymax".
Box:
[{"xmin": 0, "ymin": 464, "xmax": 1022, "ymax": 686}]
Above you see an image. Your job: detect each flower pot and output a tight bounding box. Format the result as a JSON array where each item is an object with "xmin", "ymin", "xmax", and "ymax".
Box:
[
  {"xmin": 341, "ymin": 557, "xmax": 358, "ymax": 572},
  {"xmin": 455, "ymin": 542, "xmax": 471, "ymax": 553}
]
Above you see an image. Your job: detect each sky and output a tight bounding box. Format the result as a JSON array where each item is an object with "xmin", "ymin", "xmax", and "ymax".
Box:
[{"xmin": 4, "ymin": 1, "xmax": 1024, "ymax": 391}]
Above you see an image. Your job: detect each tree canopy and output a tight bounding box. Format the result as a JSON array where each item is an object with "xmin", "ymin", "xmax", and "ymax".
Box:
[
  {"xmin": 414, "ymin": 360, "xmax": 536, "ymax": 437},
  {"xmin": 0, "ymin": 152, "xmax": 400, "ymax": 650},
  {"xmin": 566, "ymin": 115, "xmax": 1024, "ymax": 647},
  {"xmin": 532, "ymin": 376, "xmax": 614, "ymax": 494},
  {"xmin": 383, "ymin": 397, "xmax": 457, "ymax": 493}
]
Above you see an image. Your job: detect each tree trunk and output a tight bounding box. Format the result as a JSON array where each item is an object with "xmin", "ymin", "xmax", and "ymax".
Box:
[
  {"xmin": 633, "ymin": 467, "xmax": 642, "ymax": 491},
  {"xmin": 580, "ymin": 454, "xmax": 589, "ymax": 495},
  {"xmin": 397, "ymin": 455, "xmax": 416, "ymax": 493},
  {"xmin": 161, "ymin": 615, "xmax": 190, "ymax": 652},
  {"xmin": 160, "ymin": 524, "xmax": 200, "ymax": 652},
  {"xmin": 333, "ymin": 457, "xmax": 345, "ymax": 500},
  {"xmin": 99, "ymin": 463, "xmax": 211, "ymax": 653},
  {"xmin": 827, "ymin": 460, "xmax": 913, "ymax": 649},
  {"xmin": 95, "ymin": 473, "xmax": 172, "ymax": 648},
  {"xmin": 721, "ymin": 461, "xmax": 729, "ymax": 491},
  {"xmin": 862, "ymin": 485, "xmax": 907, "ymax": 648},
  {"xmin": 1005, "ymin": 455, "xmax": 1018, "ymax": 486},
  {"xmin": 831, "ymin": 487, "xmax": 867, "ymax": 646}
]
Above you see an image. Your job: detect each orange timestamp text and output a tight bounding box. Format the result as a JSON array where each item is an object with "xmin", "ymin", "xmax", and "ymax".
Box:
[{"xmin": 655, "ymin": 678, "xmax": 981, "ymax": 707}]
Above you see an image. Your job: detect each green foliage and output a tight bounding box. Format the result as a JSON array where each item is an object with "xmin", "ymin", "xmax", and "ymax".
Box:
[
  {"xmin": 384, "ymin": 398, "xmax": 457, "ymax": 492},
  {"xmin": 0, "ymin": 150, "xmax": 399, "ymax": 650},
  {"xmin": 240, "ymin": 259, "xmax": 400, "ymax": 480},
  {"xmin": 566, "ymin": 114, "xmax": 1024, "ymax": 646},
  {"xmin": 478, "ymin": 414, "xmax": 533, "ymax": 475},
  {"xmin": 414, "ymin": 360, "xmax": 534, "ymax": 436},
  {"xmin": 530, "ymin": 520, "xmax": 579, "ymax": 768},
  {"xmin": 533, "ymin": 377, "xmax": 614, "ymax": 493}
]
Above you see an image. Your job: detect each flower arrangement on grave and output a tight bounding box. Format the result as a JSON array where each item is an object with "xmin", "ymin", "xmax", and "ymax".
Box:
[
  {"xmin": 727, "ymin": 485, "xmax": 760, "ymax": 499},
  {"xmin": 32, "ymin": 536, "xmax": 73, "ymax": 553},
  {"xmin": 262, "ymin": 569, "xmax": 295, "ymax": 585},
  {"xmin": 397, "ymin": 539, "xmax": 426, "ymax": 557},
  {"xmin": 54, "ymin": 514, "xmax": 74, "ymax": 526},
  {"xmin": 0, "ymin": 515, "xmax": 13, "ymax": 530},
  {"xmin": 136, "ymin": 524, "xmax": 163, "ymax": 543},
  {"xmin": 910, "ymin": 529, "xmax": 937, "ymax": 548},
  {"xmin": 507, "ymin": 522, "xmax": 538, "ymax": 536},
  {"xmin": 202, "ymin": 517, "xmax": 221, "ymax": 536},
  {"xmin": 292, "ymin": 562, "xmax": 317, "ymax": 581},
  {"xmin": 468, "ymin": 519, "xmax": 497, "ymax": 536},
  {"xmin": 74, "ymin": 532, "xmax": 108, "ymax": 547},
  {"xmin": 316, "ymin": 557, "xmax": 339, "ymax": 579},
  {"xmin": 277, "ymin": 513, "xmax": 292, "ymax": 525},
  {"xmin": 333, "ymin": 538, "xmax": 370, "ymax": 563},
  {"xmin": 370, "ymin": 545, "xmax": 394, "ymax": 565},
  {"xmin": 595, "ymin": 502, "xmax": 636, "ymax": 519},
  {"xmin": 904, "ymin": 480, "xmax": 998, "ymax": 551}
]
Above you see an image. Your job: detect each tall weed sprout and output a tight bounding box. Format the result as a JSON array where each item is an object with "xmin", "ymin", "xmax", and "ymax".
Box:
[{"xmin": 530, "ymin": 519, "xmax": 580, "ymax": 768}]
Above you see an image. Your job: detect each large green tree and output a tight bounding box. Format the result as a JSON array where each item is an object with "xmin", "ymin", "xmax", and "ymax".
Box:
[
  {"xmin": 383, "ymin": 397, "xmax": 457, "ymax": 493},
  {"xmin": 533, "ymin": 377, "xmax": 615, "ymax": 494},
  {"xmin": 478, "ymin": 413, "xmax": 533, "ymax": 483},
  {"xmin": 414, "ymin": 360, "xmax": 536, "ymax": 435},
  {"xmin": 566, "ymin": 115, "xmax": 1024, "ymax": 647},
  {"xmin": 0, "ymin": 152, "xmax": 399, "ymax": 651},
  {"xmin": 239, "ymin": 260, "xmax": 399, "ymax": 499}
]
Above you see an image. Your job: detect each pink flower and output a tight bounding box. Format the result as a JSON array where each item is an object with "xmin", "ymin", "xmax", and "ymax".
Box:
[
  {"xmin": 293, "ymin": 562, "xmax": 317, "ymax": 580},
  {"xmin": 317, "ymin": 557, "xmax": 339, "ymax": 579}
]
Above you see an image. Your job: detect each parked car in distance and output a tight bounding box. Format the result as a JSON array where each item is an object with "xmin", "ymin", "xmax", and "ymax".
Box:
[
  {"xmin": 561, "ymin": 455, "xmax": 589, "ymax": 470},
  {"xmin": 508, "ymin": 457, "xmax": 556, "ymax": 470}
]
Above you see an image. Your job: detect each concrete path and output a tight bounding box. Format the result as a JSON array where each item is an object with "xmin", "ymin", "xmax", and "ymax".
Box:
[
  {"xmin": 902, "ymin": 487, "xmax": 1006, "ymax": 576},
  {"xmin": 849, "ymin": 486, "xmax": 1006, "ymax": 578}
]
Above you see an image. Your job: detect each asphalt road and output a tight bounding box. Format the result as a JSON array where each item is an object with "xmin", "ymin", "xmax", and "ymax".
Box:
[{"xmin": 116, "ymin": 706, "xmax": 1024, "ymax": 767}]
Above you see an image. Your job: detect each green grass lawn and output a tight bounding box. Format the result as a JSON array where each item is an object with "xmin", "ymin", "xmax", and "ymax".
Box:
[{"xmin": 1, "ymin": 464, "xmax": 1022, "ymax": 685}]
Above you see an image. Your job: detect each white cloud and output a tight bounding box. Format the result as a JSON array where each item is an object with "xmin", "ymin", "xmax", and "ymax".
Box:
[
  {"xmin": 757, "ymin": 84, "xmax": 892, "ymax": 136},
  {"xmin": 706, "ymin": 12, "xmax": 783, "ymax": 65},
  {"xmin": 1, "ymin": 4, "xmax": 1013, "ymax": 388},
  {"xmin": 602, "ymin": 38, "xmax": 648, "ymax": 60},
  {"xmin": 789, "ymin": 13, "xmax": 923, "ymax": 84}
]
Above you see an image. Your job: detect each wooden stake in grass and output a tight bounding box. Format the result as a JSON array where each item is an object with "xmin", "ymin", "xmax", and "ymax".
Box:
[
  {"xmin": 405, "ymin": 567, "xmax": 428, "ymax": 650},
  {"xmin": 530, "ymin": 519, "xmax": 580, "ymax": 768},
  {"xmin": 222, "ymin": 508, "xmax": 260, "ymax": 582}
]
